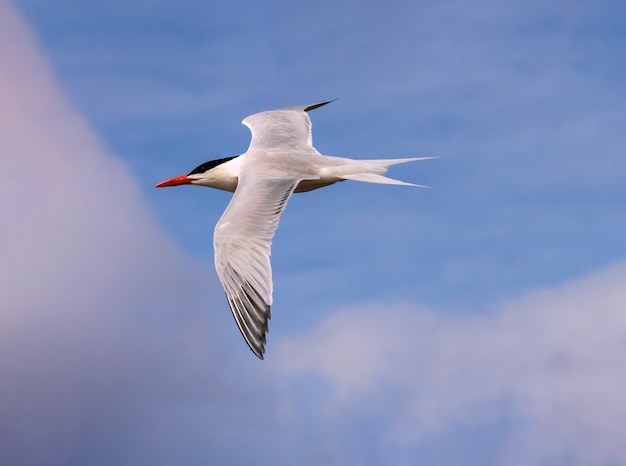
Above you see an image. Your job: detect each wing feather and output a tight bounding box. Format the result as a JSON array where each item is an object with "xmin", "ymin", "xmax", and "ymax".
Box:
[
  {"xmin": 242, "ymin": 100, "xmax": 334, "ymax": 152},
  {"xmin": 214, "ymin": 176, "xmax": 299, "ymax": 359}
]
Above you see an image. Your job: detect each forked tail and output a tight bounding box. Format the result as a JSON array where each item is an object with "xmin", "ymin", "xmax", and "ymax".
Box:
[{"xmin": 339, "ymin": 157, "xmax": 436, "ymax": 187}]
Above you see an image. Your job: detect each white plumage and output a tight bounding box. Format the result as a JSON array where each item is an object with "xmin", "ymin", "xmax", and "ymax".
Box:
[{"xmin": 156, "ymin": 101, "xmax": 434, "ymax": 359}]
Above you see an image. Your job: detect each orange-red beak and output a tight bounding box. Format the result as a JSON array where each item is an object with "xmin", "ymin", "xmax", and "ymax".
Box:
[{"xmin": 155, "ymin": 175, "xmax": 193, "ymax": 188}]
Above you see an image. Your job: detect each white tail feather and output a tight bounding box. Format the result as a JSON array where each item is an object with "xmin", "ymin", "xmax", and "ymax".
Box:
[
  {"xmin": 338, "ymin": 156, "xmax": 436, "ymax": 187},
  {"xmin": 376, "ymin": 156, "xmax": 438, "ymax": 166},
  {"xmin": 341, "ymin": 173, "xmax": 429, "ymax": 188}
]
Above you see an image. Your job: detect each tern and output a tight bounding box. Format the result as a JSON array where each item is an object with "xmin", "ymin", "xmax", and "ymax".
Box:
[{"xmin": 156, "ymin": 100, "xmax": 434, "ymax": 359}]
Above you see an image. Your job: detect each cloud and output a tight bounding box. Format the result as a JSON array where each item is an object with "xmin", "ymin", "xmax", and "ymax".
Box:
[
  {"xmin": 5, "ymin": 1, "xmax": 626, "ymax": 465},
  {"xmin": 276, "ymin": 261, "xmax": 626, "ymax": 465},
  {"xmin": 0, "ymin": 3, "xmax": 280, "ymax": 465}
]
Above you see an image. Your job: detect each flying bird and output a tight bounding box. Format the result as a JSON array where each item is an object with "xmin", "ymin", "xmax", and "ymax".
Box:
[{"xmin": 156, "ymin": 100, "xmax": 434, "ymax": 359}]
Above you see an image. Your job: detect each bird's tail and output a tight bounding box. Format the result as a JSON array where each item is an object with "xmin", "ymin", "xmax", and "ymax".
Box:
[{"xmin": 337, "ymin": 157, "xmax": 436, "ymax": 188}]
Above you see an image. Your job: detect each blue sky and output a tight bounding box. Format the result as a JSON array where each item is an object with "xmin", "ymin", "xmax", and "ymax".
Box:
[{"xmin": 2, "ymin": 0, "xmax": 626, "ymax": 465}]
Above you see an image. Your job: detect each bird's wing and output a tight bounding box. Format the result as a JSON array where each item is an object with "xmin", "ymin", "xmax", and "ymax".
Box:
[
  {"xmin": 213, "ymin": 175, "xmax": 300, "ymax": 359},
  {"xmin": 242, "ymin": 100, "xmax": 334, "ymax": 152}
]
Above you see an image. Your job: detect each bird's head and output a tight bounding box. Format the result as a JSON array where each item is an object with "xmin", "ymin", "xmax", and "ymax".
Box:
[{"xmin": 155, "ymin": 156, "xmax": 238, "ymax": 189}]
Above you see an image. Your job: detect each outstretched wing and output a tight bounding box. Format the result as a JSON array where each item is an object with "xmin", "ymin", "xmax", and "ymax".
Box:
[
  {"xmin": 242, "ymin": 100, "xmax": 334, "ymax": 152},
  {"xmin": 213, "ymin": 175, "xmax": 300, "ymax": 359}
]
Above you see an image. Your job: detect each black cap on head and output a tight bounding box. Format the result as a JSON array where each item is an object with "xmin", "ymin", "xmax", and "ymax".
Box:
[{"xmin": 188, "ymin": 156, "xmax": 238, "ymax": 175}]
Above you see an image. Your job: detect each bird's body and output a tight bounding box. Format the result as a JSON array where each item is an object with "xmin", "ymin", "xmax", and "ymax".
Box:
[
  {"xmin": 156, "ymin": 101, "xmax": 434, "ymax": 359},
  {"xmin": 180, "ymin": 151, "xmax": 427, "ymax": 193}
]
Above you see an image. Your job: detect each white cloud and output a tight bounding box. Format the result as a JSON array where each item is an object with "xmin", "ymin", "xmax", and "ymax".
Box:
[
  {"xmin": 276, "ymin": 261, "xmax": 626, "ymax": 465},
  {"xmin": 0, "ymin": 4, "xmax": 271, "ymax": 465},
  {"xmin": 5, "ymin": 1, "xmax": 626, "ymax": 464}
]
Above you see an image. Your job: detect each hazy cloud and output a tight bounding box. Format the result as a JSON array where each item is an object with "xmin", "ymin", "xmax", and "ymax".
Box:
[
  {"xmin": 277, "ymin": 262, "xmax": 626, "ymax": 465},
  {"xmin": 0, "ymin": 3, "xmax": 274, "ymax": 465},
  {"xmin": 4, "ymin": 1, "xmax": 626, "ymax": 465}
]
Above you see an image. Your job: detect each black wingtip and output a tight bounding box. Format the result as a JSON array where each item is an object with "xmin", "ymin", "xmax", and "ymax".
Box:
[
  {"xmin": 304, "ymin": 99, "xmax": 337, "ymax": 113},
  {"xmin": 225, "ymin": 291, "xmax": 270, "ymax": 361},
  {"xmin": 239, "ymin": 328, "xmax": 266, "ymax": 360}
]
